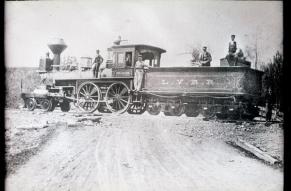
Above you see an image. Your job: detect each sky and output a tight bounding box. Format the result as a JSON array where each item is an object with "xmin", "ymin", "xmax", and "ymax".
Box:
[{"xmin": 5, "ymin": 0, "xmax": 283, "ymax": 69}]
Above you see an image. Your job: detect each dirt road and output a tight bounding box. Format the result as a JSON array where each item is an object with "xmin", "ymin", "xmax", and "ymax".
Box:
[{"xmin": 6, "ymin": 113, "xmax": 283, "ymax": 191}]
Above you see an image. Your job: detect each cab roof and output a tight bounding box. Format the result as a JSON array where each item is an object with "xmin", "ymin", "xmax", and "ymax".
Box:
[{"xmin": 110, "ymin": 44, "xmax": 166, "ymax": 53}]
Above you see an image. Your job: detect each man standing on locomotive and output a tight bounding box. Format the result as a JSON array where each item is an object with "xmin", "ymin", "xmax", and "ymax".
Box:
[
  {"xmin": 228, "ymin": 34, "xmax": 237, "ymax": 55},
  {"xmin": 199, "ymin": 46, "xmax": 212, "ymax": 66},
  {"xmin": 226, "ymin": 34, "xmax": 238, "ymax": 65},
  {"xmin": 92, "ymin": 49, "xmax": 104, "ymax": 78},
  {"xmin": 45, "ymin": 52, "xmax": 53, "ymax": 71},
  {"xmin": 134, "ymin": 55, "xmax": 148, "ymax": 92}
]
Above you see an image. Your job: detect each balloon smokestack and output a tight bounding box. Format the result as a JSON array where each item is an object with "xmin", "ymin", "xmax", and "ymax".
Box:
[{"xmin": 48, "ymin": 38, "xmax": 67, "ymax": 71}]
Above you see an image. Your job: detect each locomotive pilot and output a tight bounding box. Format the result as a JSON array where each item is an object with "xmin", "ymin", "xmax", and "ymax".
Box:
[
  {"xmin": 134, "ymin": 55, "xmax": 148, "ymax": 92},
  {"xmin": 199, "ymin": 46, "xmax": 212, "ymax": 66},
  {"xmin": 92, "ymin": 49, "xmax": 104, "ymax": 78}
]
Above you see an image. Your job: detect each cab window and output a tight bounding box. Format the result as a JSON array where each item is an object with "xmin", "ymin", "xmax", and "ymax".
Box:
[
  {"xmin": 117, "ymin": 52, "xmax": 124, "ymax": 65},
  {"xmin": 140, "ymin": 52, "xmax": 159, "ymax": 67}
]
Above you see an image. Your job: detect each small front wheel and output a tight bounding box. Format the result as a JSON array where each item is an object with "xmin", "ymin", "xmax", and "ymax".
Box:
[
  {"xmin": 41, "ymin": 99, "xmax": 52, "ymax": 112},
  {"xmin": 26, "ymin": 98, "xmax": 36, "ymax": 111}
]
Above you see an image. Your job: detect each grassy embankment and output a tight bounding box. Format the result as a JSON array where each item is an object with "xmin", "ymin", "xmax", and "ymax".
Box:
[{"xmin": 5, "ymin": 67, "xmax": 41, "ymax": 108}]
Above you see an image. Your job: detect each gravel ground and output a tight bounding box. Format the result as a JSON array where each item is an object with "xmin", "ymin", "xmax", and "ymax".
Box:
[
  {"xmin": 6, "ymin": 109, "xmax": 283, "ymax": 191},
  {"xmin": 5, "ymin": 108, "xmax": 79, "ymax": 174},
  {"xmin": 173, "ymin": 115, "xmax": 283, "ymax": 163},
  {"xmin": 5, "ymin": 108, "xmax": 283, "ymax": 177}
]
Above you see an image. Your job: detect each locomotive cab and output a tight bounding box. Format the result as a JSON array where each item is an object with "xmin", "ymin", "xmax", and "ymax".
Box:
[{"xmin": 103, "ymin": 44, "xmax": 166, "ymax": 78}]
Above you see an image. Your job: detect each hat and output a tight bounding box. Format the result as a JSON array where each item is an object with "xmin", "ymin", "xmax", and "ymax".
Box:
[
  {"xmin": 231, "ymin": 34, "xmax": 236, "ymax": 37},
  {"xmin": 138, "ymin": 55, "xmax": 143, "ymax": 58}
]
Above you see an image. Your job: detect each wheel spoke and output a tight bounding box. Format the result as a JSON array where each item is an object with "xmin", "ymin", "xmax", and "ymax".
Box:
[
  {"xmin": 81, "ymin": 87, "xmax": 88, "ymax": 95},
  {"xmin": 108, "ymin": 91, "xmax": 115, "ymax": 97},
  {"xmin": 90, "ymin": 88, "xmax": 98, "ymax": 96},
  {"xmin": 113, "ymin": 100, "xmax": 118, "ymax": 109},
  {"xmin": 85, "ymin": 85, "xmax": 89, "ymax": 94},
  {"xmin": 117, "ymin": 100, "xmax": 122, "ymax": 109},
  {"xmin": 87, "ymin": 84, "xmax": 92, "ymax": 94},
  {"xmin": 109, "ymin": 88, "xmax": 116, "ymax": 96},
  {"xmin": 120, "ymin": 88, "xmax": 128, "ymax": 95},
  {"xmin": 120, "ymin": 98, "xmax": 128, "ymax": 104},
  {"xmin": 79, "ymin": 91, "xmax": 86, "ymax": 97},
  {"xmin": 116, "ymin": 85, "xmax": 120, "ymax": 94},
  {"xmin": 119, "ymin": 100, "xmax": 125, "ymax": 107}
]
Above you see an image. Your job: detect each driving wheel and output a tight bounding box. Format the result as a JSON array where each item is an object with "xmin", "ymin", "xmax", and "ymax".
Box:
[
  {"xmin": 105, "ymin": 82, "xmax": 131, "ymax": 114},
  {"xmin": 77, "ymin": 81, "xmax": 101, "ymax": 113}
]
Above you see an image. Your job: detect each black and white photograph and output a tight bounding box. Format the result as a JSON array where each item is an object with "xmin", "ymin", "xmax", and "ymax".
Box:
[{"xmin": 4, "ymin": 0, "xmax": 283, "ymax": 190}]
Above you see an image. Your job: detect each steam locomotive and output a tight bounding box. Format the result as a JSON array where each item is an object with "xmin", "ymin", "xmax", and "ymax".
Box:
[{"xmin": 21, "ymin": 38, "xmax": 264, "ymax": 120}]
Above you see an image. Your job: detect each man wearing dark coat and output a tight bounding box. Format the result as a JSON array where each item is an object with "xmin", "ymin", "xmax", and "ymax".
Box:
[
  {"xmin": 199, "ymin": 46, "xmax": 212, "ymax": 66},
  {"xmin": 228, "ymin": 34, "xmax": 237, "ymax": 55},
  {"xmin": 92, "ymin": 50, "xmax": 104, "ymax": 78},
  {"xmin": 226, "ymin": 34, "xmax": 238, "ymax": 65},
  {"xmin": 265, "ymin": 88, "xmax": 273, "ymax": 121}
]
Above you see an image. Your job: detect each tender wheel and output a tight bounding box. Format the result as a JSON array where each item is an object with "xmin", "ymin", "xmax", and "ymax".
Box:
[
  {"xmin": 202, "ymin": 106, "xmax": 216, "ymax": 118},
  {"xmin": 77, "ymin": 82, "xmax": 101, "ymax": 113},
  {"xmin": 169, "ymin": 104, "xmax": 185, "ymax": 116},
  {"xmin": 127, "ymin": 94, "xmax": 147, "ymax": 114},
  {"xmin": 105, "ymin": 82, "xmax": 131, "ymax": 113},
  {"xmin": 228, "ymin": 109, "xmax": 240, "ymax": 120},
  {"xmin": 242, "ymin": 105, "xmax": 259, "ymax": 120},
  {"xmin": 60, "ymin": 100, "xmax": 71, "ymax": 112},
  {"xmin": 185, "ymin": 104, "xmax": 200, "ymax": 117},
  {"xmin": 26, "ymin": 98, "xmax": 36, "ymax": 111},
  {"xmin": 216, "ymin": 106, "xmax": 228, "ymax": 119},
  {"xmin": 41, "ymin": 98, "xmax": 52, "ymax": 112},
  {"xmin": 146, "ymin": 104, "xmax": 161, "ymax": 115}
]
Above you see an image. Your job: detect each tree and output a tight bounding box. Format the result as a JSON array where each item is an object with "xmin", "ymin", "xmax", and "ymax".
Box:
[{"xmin": 261, "ymin": 51, "xmax": 283, "ymax": 111}]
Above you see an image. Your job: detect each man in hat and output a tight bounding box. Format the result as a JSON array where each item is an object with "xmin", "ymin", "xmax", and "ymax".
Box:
[
  {"xmin": 226, "ymin": 34, "xmax": 238, "ymax": 65},
  {"xmin": 199, "ymin": 46, "xmax": 212, "ymax": 66},
  {"xmin": 92, "ymin": 50, "xmax": 104, "ymax": 78},
  {"xmin": 134, "ymin": 55, "xmax": 148, "ymax": 91},
  {"xmin": 45, "ymin": 52, "xmax": 53, "ymax": 71},
  {"xmin": 228, "ymin": 34, "xmax": 237, "ymax": 55}
]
